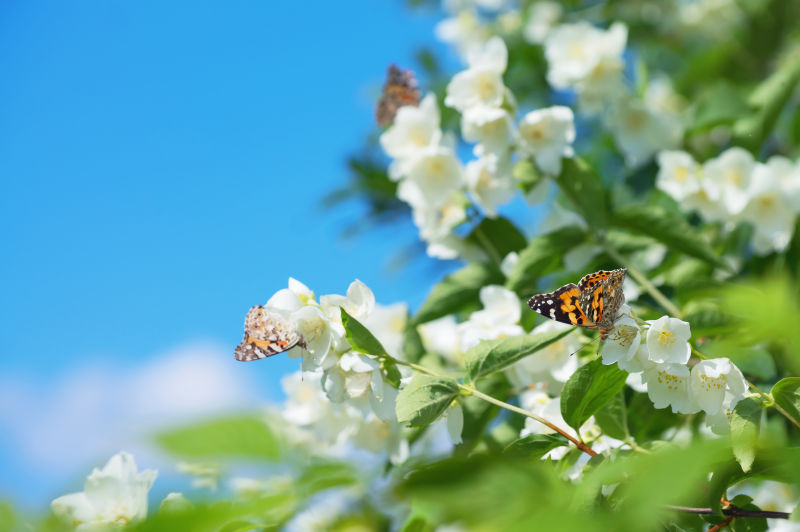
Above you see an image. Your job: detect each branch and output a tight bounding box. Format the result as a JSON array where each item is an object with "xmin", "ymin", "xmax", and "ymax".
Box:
[{"xmin": 666, "ymin": 504, "xmax": 790, "ymax": 519}]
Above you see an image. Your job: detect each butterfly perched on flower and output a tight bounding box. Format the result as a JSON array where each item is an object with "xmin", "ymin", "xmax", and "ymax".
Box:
[
  {"xmin": 234, "ymin": 305, "xmax": 307, "ymax": 362},
  {"xmin": 528, "ymin": 269, "xmax": 627, "ymax": 340},
  {"xmin": 375, "ymin": 64, "xmax": 420, "ymax": 127}
]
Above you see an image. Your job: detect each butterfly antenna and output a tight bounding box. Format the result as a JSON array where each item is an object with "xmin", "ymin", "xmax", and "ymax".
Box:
[{"xmin": 568, "ymin": 334, "xmax": 602, "ymax": 357}]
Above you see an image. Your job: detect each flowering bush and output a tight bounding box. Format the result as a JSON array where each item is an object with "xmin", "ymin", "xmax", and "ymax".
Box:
[{"xmin": 30, "ymin": 1, "xmax": 800, "ymax": 531}]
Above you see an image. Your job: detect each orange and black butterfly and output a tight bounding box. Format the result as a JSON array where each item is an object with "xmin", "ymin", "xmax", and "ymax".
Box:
[
  {"xmin": 234, "ymin": 305, "xmax": 306, "ymax": 362},
  {"xmin": 375, "ymin": 64, "xmax": 420, "ymax": 127},
  {"xmin": 528, "ymin": 269, "xmax": 626, "ymax": 340}
]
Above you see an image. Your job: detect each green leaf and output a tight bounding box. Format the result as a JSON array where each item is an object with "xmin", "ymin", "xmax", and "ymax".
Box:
[
  {"xmin": 396, "ymin": 375, "xmax": 460, "ymax": 427},
  {"xmin": 503, "ymin": 434, "xmax": 570, "ymax": 460},
  {"xmin": 771, "ymin": 377, "xmax": 800, "ymax": 427},
  {"xmin": 466, "ymin": 216, "xmax": 527, "ymax": 263},
  {"xmin": 687, "ymin": 82, "xmax": 748, "ymax": 133},
  {"xmin": 561, "ymin": 359, "xmax": 628, "ymax": 433},
  {"xmin": 403, "ymin": 314, "xmax": 426, "ymax": 363},
  {"xmin": 726, "ymin": 347, "xmax": 776, "ymax": 381},
  {"xmin": 0, "ymin": 503, "xmax": 15, "ymax": 532},
  {"xmin": 513, "ymin": 159, "xmax": 544, "ymax": 193},
  {"xmin": 296, "ymin": 461, "xmax": 359, "ymax": 497},
  {"xmin": 340, "ymin": 307, "xmax": 390, "ymax": 359},
  {"xmin": 156, "ymin": 415, "xmax": 280, "ymax": 460},
  {"xmin": 593, "ymin": 390, "xmax": 628, "ymax": 441},
  {"xmin": 733, "ymin": 46, "xmax": 800, "ymax": 153},
  {"xmin": 218, "ymin": 521, "xmax": 262, "ymax": 532},
  {"xmin": 465, "ymin": 328, "xmax": 575, "ymax": 381},
  {"xmin": 399, "ymin": 515, "xmax": 435, "ymax": 532},
  {"xmin": 553, "ymin": 157, "xmax": 607, "ymax": 230},
  {"xmin": 505, "ymin": 226, "xmax": 587, "ymax": 292},
  {"xmin": 611, "ymin": 204, "xmax": 728, "ymax": 270},
  {"xmin": 731, "ymin": 397, "xmax": 763, "ymax": 473}
]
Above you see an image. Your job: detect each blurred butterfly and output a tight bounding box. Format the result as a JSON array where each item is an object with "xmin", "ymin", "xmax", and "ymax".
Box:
[
  {"xmin": 528, "ymin": 269, "xmax": 627, "ymax": 340},
  {"xmin": 375, "ymin": 64, "xmax": 420, "ymax": 127},
  {"xmin": 234, "ymin": 305, "xmax": 306, "ymax": 362}
]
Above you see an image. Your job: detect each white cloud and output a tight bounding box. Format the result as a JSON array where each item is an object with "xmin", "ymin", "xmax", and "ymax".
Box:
[{"xmin": 0, "ymin": 341, "xmax": 264, "ymax": 506}]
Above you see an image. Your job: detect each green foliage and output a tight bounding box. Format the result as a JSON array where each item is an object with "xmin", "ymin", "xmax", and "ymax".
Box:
[
  {"xmin": 414, "ymin": 262, "xmax": 503, "ymax": 324},
  {"xmin": 156, "ymin": 415, "xmax": 280, "ymax": 460},
  {"xmin": 505, "ymin": 226, "xmax": 587, "ymax": 293},
  {"xmin": 341, "ymin": 307, "xmax": 391, "ymax": 359},
  {"xmin": 465, "ymin": 216, "xmax": 527, "ymax": 263},
  {"xmin": 396, "ymin": 375, "xmax": 460, "ymax": 427},
  {"xmin": 464, "ymin": 328, "xmax": 574, "ymax": 381},
  {"xmin": 560, "ymin": 358, "xmax": 628, "ymax": 433},
  {"xmin": 771, "ymin": 378, "xmax": 800, "ymax": 428},
  {"xmin": 503, "ymin": 434, "xmax": 570, "ymax": 459},
  {"xmin": 593, "ymin": 390, "xmax": 629, "ymax": 441},
  {"xmin": 731, "ymin": 397, "xmax": 763, "ymax": 473},
  {"xmin": 554, "ymin": 157, "xmax": 608, "ymax": 230}
]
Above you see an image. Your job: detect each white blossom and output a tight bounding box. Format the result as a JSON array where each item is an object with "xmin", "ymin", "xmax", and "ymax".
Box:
[
  {"xmin": 643, "ymin": 363, "xmax": 699, "ymax": 414},
  {"xmin": 689, "ymin": 358, "xmax": 747, "ymax": 415},
  {"xmin": 445, "ymin": 37, "xmax": 508, "ymax": 112},
  {"xmin": 500, "ymin": 251, "xmax": 519, "ymax": 277},
  {"xmin": 607, "ymin": 98, "xmax": 682, "ymax": 168},
  {"xmin": 446, "ymin": 402, "xmax": 465, "ymax": 445},
  {"xmin": 461, "ymin": 105, "xmax": 516, "ymax": 156},
  {"xmin": 505, "ymin": 321, "xmax": 580, "ymax": 387},
  {"xmin": 51, "ymin": 452, "xmax": 157, "ymax": 531},
  {"xmin": 418, "ymin": 315, "xmax": 462, "ymax": 364},
  {"xmin": 523, "ymin": 1, "xmax": 562, "ymax": 44},
  {"xmin": 380, "ymin": 94, "xmax": 443, "ymax": 180},
  {"xmin": 459, "ymin": 285, "xmax": 524, "ymax": 351},
  {"xmin": 435, "ymin": 9, "xmax": 491, "ymax": 61},
  {"xmin": 517, "ymin": 106, "xmax": 575, "ymax": 175},
  {"xmin": 544, "ymin": 22, "xmax": 627, "ymax": 92},
  {"xmin": 601, "ymin": 314, "xmax": 641, "ymax": 366},
  {"xmin": 399, "ymin": 145, "xmax": 465, "ymax": 209},
  {"xmin": 740, "ymin": 162, "xmax": 797, "ymax": 255},
  {"xmin": 656, "ymin": 150, "xmax": 702, "ymax": 201},
  {"xmin": 703, "ymin": 147, "xmax": 755, "ymax": 217},
  {"xmin": 364, "ymin": 302, "xmax": 408, "ymax": 359},
  {"xmin": 645, "ymin": 316, "xmax": 691, "ymax": 364},
  {"xmin": 464, "ymin": 153, "xmax": 516, "ymax": 217}
]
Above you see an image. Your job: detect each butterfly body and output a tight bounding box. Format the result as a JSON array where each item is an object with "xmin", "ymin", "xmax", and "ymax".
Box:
[
  {"xmin": 234, "ymin": 305, "xmax": 306, "ymax": 362},
  {"xmin": 376, "ymin": 64, "xmax": 420, "ymax": 127},
  {"xmin": 528, "ymin": 269, "xmax": 626, "ymax": 339}
]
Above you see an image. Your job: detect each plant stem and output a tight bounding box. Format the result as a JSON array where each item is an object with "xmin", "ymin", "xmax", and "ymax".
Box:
[
  {"xmin": 461, "ymin": 384, "xmax": 598, "ymax": 457},
  {"xmin": 665, "ymin": 505, "xmax": 789, "ymax": 520},
  {"xmin": 707, "ymin": 516, "xmax": 734, "ymax": 532},
  {"xmin": 472, "ymin": 223, "xmax": 503, "ymax": 267},
  {"xmin": 624, "ymin": 438, "xmax": 652, "ymax": 454},
  {"xmin": 602, "ymin": 244, "xmax": 683, "ymax": 318}
]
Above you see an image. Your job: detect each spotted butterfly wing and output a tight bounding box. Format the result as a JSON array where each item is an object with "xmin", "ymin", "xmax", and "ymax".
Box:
[
  {"xmin": 527, "ymin": 283, "xmax": 597, "ymax": 329},
  {"xmin": 577, "ymin": 269, "xmax": 626, "ymax": 331},
  {"xmin": 234, "ymin": 305, "xmax": 306, "ymax": 362},
  {"xmin": 376, "ymin": 64, "xmax": 420, "ymax": 127}
]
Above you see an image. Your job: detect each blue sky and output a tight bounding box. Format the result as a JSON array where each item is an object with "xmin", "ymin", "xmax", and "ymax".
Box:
[{"xmin": 0, "ymin": 0, "xmax": 461, "ymax": 507}]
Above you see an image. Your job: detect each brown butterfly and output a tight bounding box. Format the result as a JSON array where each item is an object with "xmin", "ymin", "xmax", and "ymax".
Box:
[
  {"xmin": 375, "ymin": 64, "xmax": 420, "ymax": 127},
  {"xmin": 234, "ymin": 305, "xmax": 306, "ymax": 362}
]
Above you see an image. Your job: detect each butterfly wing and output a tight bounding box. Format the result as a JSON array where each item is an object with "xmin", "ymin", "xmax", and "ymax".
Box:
[
  {"xmin": 528, "ymin": 283, "xmax": 597, "ymax": 328},
  {"xmin": 234, "ymin": 332, "xmax": 302, "ymax": 362},
  {"xmin": 234, "ymin": 305, "xmax": 306, "ymax": 362},
  {"xmin": 376, "ymin": 64, "xmax": 420, "ymax": 127},
  {"xmin": 578, "ymin": 269, "xmax": 626, "ymax": 331}
]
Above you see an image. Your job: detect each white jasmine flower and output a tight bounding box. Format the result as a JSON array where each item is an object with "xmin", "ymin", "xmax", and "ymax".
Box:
[
  {"xmin": 445, "ymin": 37, "xmax": 508, "ymax": 112},
  {"xmin": 266, "ymin": 288, "xmax": 303, "ymax": 314},
  {"xmin": 500, "ymin": 251, "xmax": 519, "ymax": 277},
  {"xmin": 517, "ymin": 106, "xmax": 576, "ymax": 175},
  {"xmin": 407, "ymin": 191, "xmax": 468, "ymax": 245},
  {"xmin": 461, "ymin": 105, "xmax": 516, "ymax": 156},
  {"xmin": 320, "ymin": 280, "xmax": 375, "ymax": 329},
  {"xmin": 704, "ymin": 392, "xmax": 744, "ymax": 435},
  {"xmin": 505, "ymin": 321, "xmax": 580, "ymax": 387},
  {"xmin": 617, "ymin": 342, "xmax": 655, "ymax": 374},
  {"xmin": 703, "ymin": 147, "xmax": 755, "ymax": 217},
  {"xmin": 159, "ymin": 492, "xmax": 192, "ymax": 514},
  {"xmin": 418, "ymin": 315, "xmax": 462, "ymax": 364},
  {"xmin": 52, "ymin": 452, "xmax": 157, "ymax": 531},
  {"xmin": 399, "ymin": 145, "xmax": 465, "ymax": 208},
  {"xmin": 607, "ymin": 98, "xmax": 682, "ymax": 168},
  {"xmin": 544, "ymin": 22, "xmax": 627, "ymax": 91},
  {"xmin": 656, "ymin": 150, "xmax": 702, "ymax": 201},
  {"xmin": 523, "ymin": 1, "xmax": 562, "ymax": 44},
  {"xmin": 459, "ymin": 285, "xmax": 524, "ymax": 351},
  {"xmin": 288, "ymin": 277, "xmax": 316, "ymax": 305},
  {"xmin": 435, "ymin": 9, "xmax": 491, "ymax": 61},
  {"xmin": 465, "ymin": 153, "xmax": 517, "ymax": 217},
  {"xmin": 740, "ymin": 162, "xmax": 797, "ymax": 255},
  {"xmin": 379, "ymin": 94, "xmax": 442, "ymax": 179},
  {"xmin": 689, "ymin": 358, "xmax": 747, "ymax": 415},
  {"xmin": 601, "ymin": 314, "xmax": 641, "ymax": 365},
  {"xmin": 290, "ymin": 305, "xmax": 334, "ymax": 368},
  {"xmin": 446, "ymin": 402, "xmax": 464, "ymax": 445},
  {"xmin": 767, "ymin": 155, "xmax": 800, "ymax": 211},
  {"xmin": 645, "ymin": 316, "xmax": 691, "ymax": 364},
  {"xmin": 643, "ymin": 363, "xmax": 699, "ymax": 414}
]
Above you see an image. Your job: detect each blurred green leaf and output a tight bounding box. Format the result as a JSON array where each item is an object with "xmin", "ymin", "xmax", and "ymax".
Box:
[
  {"xmin": 341, "ymin": 307, "xmax": 390, "ymax": 359},
  {"xmin": 726, "ymin": 347, "xmax": 776, "ymax": 381},
  {"xmin": 593, "ymin": 390, "xmax": 628, "ymax": 441},
  {"xmin": 771, "ymin": 377, "xmax": 800, "ymax": 428},
  {"xmin": 466, "ymin": 216, "xmax": 527, "ymax": 264},
  {"xmin": 218, "ymin": 521, "xmax": 262, "ymax": 532},
  {"xmin": 415, "ymin": 262, "xmax": 503, "ymax": 324},
  {"xmin": 465, "ymin": 328, "xmax": 574, "ymax": 381},
  {"xmin": 611, "ymin": 204, "xmax": 728, "ymax": 269},
  {"xmin": 399, "ymin": 514, "xmax": 435, "ymax": 532},
  {"xmin": 296, "ymin": 461, "xmax": 359, "ymax": 497},
  {"xmin": 0, "ymin": 503, "xmax": 15, "ymax": 532},
  {"xmin": 156, "ymin": 416, "xmax": 280, "ymax": 460},
  {"xmin": 403, "ymin": 313, "xmax": 426, "ymax": 363},
  {"xmin": 734, "ymin": 46, "xmax": 800, "ymax": 152},
  {"xmin": 503, "ymin": 434, "xmax": 570, "ymax": 460},
  {"xmin": 561, "ymin": 359, "xmax": 628, "ymax": 433},
  {"xmin": 554, "ymin": 158, "xmax": 608, "ymax": 230},
  {"xmin": 687, "ymin": 82, "xmax": 748, "ymax": 133},
  {"xmin": 505, "ymin": 226, "xmax": 587, "ymax": 293},
  {"xmin": 513, "ymin": 159, "xmax": 544, "ymax": 193},
  {"xmin": 396, "ymin": 375, "xmax": 460, "ymax": 427},
  {"xmin": 731, "ymin": 397, "xmax": 763, "ymax": 473}
]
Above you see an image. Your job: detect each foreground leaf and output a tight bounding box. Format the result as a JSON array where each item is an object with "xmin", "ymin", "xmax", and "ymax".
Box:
[
  {"xmin": 415, "ymin": 262, "xmax": 503, "ymax": 324},
  {"xmin": 465, "ymin": 328, "xmax": 574, "ymax": 381},
  {"xmin": 593, "ymin": 390, "xmax": 628, "ymax": 441},
  {"xmin": 554, "ymin": 157, "xmax": 607, "ymax": 230},
  {"xmin": 466, "ymin": 216, "xmax": 527, "ymax": 263},
  {"xmin": 156, "ymin": 415, "xmax": 280, "ymax": 460},
  {"xmin": 396, "ymin": 375, "xmax": 460, "ymax": 427},
  {"xmin": 340, "ymin": 307, "xmax": 390, "ymax": 359},
  {"xmin": 730, "ymin": 397, "xmax": 762, "ymax": 473},
  {"xmin": 503, "ymin": 434, "xmax": 570, "ymax": 460},
  {"xmin": 771, "ymin": 377, "xmax": 800, "ymax": 427},
  {"xmin": 611, "ymin": 204, "xmax": 728, "ymax": 270},
  {"xmin": 561, "ymin": 358, "xmax": 628, "ymax": 433}
]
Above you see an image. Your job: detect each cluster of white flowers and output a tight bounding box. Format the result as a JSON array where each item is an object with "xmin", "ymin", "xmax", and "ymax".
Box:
[
  {"xmin": 543, "ymin": 21, "xmax": 684, "ymax": 167},
  {"xmin": 602, "ymin": 306, "xmax": 748, "ymax": 433},
  {"xmin": 51, "ymin": 452, "xmax": 168, "ymax": 531},
  {"xmin": 657, "ymin": 148, "xmax": 800, "ymax": 255},
  {"xmin": 380, "ymin": 36, "xmax": 577, "ymax": 259}
]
